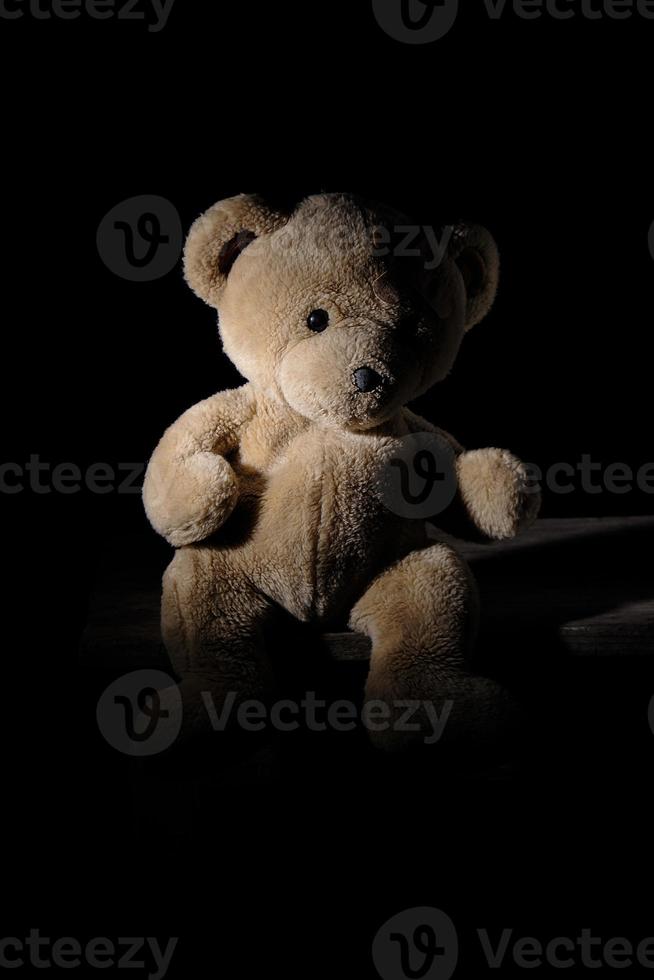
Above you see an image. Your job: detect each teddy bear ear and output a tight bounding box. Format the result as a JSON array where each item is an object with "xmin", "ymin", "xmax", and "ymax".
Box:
[
  {"xmin": 183, "ymin": 193, "xmax": 290, "ymax": 307},
  {"xmin": 449, "ymin": 223, "xmax": 500, "ymax": 331}
]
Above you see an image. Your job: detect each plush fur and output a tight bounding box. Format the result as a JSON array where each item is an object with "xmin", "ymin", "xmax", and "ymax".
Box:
[{"xmin": 143, "ymin": 192, "xmax": 540, "ymax": 750}]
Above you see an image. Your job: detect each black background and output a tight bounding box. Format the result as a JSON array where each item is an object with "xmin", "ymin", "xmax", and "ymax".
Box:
[{"xmin": 2, "ymin": 0, "xmax": 654, "ymax": 976}]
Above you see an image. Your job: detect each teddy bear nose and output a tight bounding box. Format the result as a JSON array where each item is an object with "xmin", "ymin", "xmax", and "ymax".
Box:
[{"xmin": 353, "ymin": 367, "xmax": 383, "ymax": 393}]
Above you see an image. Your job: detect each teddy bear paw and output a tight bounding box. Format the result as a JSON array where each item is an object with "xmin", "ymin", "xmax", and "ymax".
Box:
[
  {"xmin": 457, "ymin": 448, "xmax": 540, "ymax": 541},
  {"xmin": 144, "ymin": 451, "xmax": 239, "ymax": 546}
]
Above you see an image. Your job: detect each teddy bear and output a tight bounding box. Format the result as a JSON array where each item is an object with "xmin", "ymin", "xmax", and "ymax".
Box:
[{"xmin": 143, "ymin": 192, "xmax": 540, "ymax": 751}]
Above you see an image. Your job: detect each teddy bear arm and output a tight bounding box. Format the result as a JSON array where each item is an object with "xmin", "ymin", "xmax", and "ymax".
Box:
[
  {"xmin": 401, "ymin": 409, "xmax": 539, "ymax": 541},
  {"xmin": 143, "ymin": 384, "xmax": 254, "ymax": 547}
]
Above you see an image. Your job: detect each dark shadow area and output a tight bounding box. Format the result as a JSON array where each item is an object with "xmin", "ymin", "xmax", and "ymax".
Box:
[
  {"xmin": 466, "ymin": 518, "xmax": 654, "ymax": 800},
  {"xmin": 76, "ymin": 516, "xmax": 654, "ymax": 847}
]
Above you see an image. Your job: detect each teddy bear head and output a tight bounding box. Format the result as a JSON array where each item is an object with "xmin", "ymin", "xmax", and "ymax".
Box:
[{"xmin": 184, "ymin": 192, "xmax": 499, "ymax": 431}]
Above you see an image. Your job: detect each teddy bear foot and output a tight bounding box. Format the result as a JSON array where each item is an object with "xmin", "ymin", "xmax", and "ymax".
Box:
[{"xmin": 363, "ymin": 672, "xmax": 517, "ymax": 754}]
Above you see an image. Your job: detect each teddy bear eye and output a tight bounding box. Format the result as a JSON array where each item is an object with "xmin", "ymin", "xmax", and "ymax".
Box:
[{"xmin": 307, "ymin": 309, "xmax": 330, "ymax": 333}]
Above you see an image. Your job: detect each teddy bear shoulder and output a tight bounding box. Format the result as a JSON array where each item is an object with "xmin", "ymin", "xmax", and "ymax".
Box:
[{"xmin": 401, "ymin": 407, "xmax": 463, "ymax": 455}]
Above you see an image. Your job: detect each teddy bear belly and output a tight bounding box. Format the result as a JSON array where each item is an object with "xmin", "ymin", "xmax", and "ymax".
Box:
[
  {"xmin": 251, "ymin": 496, "xmax": 396, "ymax": 621},
  {"xmin": 234, "ymin": 451, "xmax": 424, "ymax": 622}
]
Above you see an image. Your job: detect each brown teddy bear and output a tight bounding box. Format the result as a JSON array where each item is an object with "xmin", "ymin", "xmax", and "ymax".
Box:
[{"xmin": 143, "ymin": 192, "xmax": 539, "ymax": 750}]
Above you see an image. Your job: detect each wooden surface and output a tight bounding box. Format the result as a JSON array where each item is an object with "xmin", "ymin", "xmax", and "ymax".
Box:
[{"xmin": 81, "ymin": 516, "xmax": 654, "ymax": 678}]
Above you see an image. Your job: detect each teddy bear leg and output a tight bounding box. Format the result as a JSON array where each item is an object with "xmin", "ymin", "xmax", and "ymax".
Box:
[
  {"xmin": 349, "ymin": 543, "xmax": 509, "ymax": 751},
  {"xmin": 158, "ymin": 545, "xmax": 276, "ymax": 746}
]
